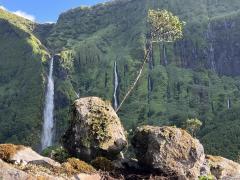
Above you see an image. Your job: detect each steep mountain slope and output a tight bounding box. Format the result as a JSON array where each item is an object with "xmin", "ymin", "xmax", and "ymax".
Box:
[
  {"xmin": 0, "ymin": 9, "xmax": 49, "ymax": 148},
  {"xmin": 1, "ymin": 0, "xmax": 240, "ymax": 160},
  {"xmin": 43, "ymin": 0, "xmax": 240, "ymax": 160}
]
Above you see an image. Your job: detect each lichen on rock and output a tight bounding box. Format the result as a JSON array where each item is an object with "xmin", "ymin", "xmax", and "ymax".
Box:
[
  {"xmin": 131, "ymin": 125, "xmax": 209, "ymax": 179},
  {"xmin": 206, "ymin": 155, "xmax": 240, "ymax": 179},
  {"xmin": 62, "ymin": 97, "xmax": 127, "ymax": 162}
]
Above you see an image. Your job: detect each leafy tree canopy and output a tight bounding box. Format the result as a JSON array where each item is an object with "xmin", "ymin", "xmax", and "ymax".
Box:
[{"xmin": 148, "ymin": 9, "xmax": 185, "ymax": 42}]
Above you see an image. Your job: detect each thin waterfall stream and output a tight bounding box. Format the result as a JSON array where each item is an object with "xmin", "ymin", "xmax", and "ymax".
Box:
[
  {"xmin": 113, "ymin": 61, "xmax": 124, "ymax": 158},
  {"xmin": 113, "ymin": 61, "xmax": 119, "ymax": 110},
  {"xmin": 41, "ymin": 58, "xmax": 54, "ymax": 150},
  {"xmin": 227, "ymin": 98, "xmax": 230, "ymax": 109}
]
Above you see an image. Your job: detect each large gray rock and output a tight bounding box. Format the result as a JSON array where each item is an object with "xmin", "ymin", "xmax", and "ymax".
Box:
[
  {"xmin": 132, "ymin": 126, "xmax": 208, "ymax": 180},
  {"xmin": 62, "ymin": 97, "xmax": 127, "ymax": 161},
  {"xmin": 206, "ymin": 155, "xmax": 240, "ymax": 179}
]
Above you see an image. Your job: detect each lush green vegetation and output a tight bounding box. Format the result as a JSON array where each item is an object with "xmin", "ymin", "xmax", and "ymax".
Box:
[
  {"xmin": 44, "ymin": 0, "xmax": 240, "ymax": 160},
  {"xmin": 0, "ymin": 10, "xmax": 49, "ymax": 148},
  {"xmin": 2, "ymin": 0, "xmax": 240, "ymax": 161}
]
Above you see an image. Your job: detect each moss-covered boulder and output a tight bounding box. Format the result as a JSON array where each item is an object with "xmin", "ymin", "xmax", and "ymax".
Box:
[
  {"xmin": 62, "ymin": 97, "xmax": 127, "ymax": 162},
  {"xmin": 132, "ymin": 126, "xmax": 209, "ymax": 179}
]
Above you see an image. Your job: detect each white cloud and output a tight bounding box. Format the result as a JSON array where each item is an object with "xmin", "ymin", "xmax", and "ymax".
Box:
[
  {"xmin": 44, "ymin": 21, "xmax": 55, "ymax": 24},
  {"xmin": 13, "ymin": 10, "xmax": 35, "ymax": 22},
  {"xmin": 0, "ymin": 5, "xmax": 7, "ymax": 11},
  {"xmin": 0, "ymin": 5, "xmax": 35, "ymax": 22}
]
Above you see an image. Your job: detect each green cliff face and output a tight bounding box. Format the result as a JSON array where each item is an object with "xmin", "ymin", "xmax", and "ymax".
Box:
[
  {"xmin": 44, "ymin": 0, "xmax": 240, "ymax": 160},
  {"xmin": 0, "ymin": 9, "xmax": 49, "ymax": 149},
  {"xmin": 1, "ymin": 0, "xmax": 240, "ymax": 159}
]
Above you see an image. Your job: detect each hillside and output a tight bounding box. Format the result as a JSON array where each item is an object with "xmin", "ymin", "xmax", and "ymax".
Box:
[
  {"xmin": 44, "ymin": 0, "xmax": 240, "ymax": 160},
  {"xmin": 1, "ymin": 0, "xmax": 240, "ymax": 160},
  {"xmin": 0, "ymin": 9, "xmax": 49, "ymax": 148}
]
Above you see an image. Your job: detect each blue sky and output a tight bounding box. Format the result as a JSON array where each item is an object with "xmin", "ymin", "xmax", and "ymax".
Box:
[{"xmin": 0, "ymin": 0, "xmax": 109, "ymax": 23}]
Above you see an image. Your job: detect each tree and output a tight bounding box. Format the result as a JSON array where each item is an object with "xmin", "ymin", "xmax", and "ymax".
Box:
[
  {"xmin": 185, "ymin": 118, "xmax": 202, "ymax": 137},
  {"xmin": 116, "ymin": 9, "xmax": 185, "ymax": 112}
]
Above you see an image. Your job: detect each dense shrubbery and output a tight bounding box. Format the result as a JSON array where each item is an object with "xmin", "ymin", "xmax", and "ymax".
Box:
[{"xmin": 41, "ymin": 146, "xmax": 70, "ymax": 163}]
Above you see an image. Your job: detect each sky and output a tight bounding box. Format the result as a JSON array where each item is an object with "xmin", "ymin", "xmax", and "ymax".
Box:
[{"xmin": 0, "ymin": 0, "xmax": 109, "ymax": 23}]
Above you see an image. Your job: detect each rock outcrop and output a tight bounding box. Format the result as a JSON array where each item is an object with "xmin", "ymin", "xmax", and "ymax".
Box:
[
  {"xmin": 0, "ymin": 144, "xmax": 60, "ymax": 168},
  {"xmin": 62, "ymin": 97, "xmax": 127, "ymax": 162},
  {"xmin": 131, "ymin": 125, "xmax": 208, "ymax": 179},
  {"xmin": 0, "ymin": 158, "xmax": 101, "ymax": 180},
  {"xmin": 206, "ymin": 155, "xmax": 240, "ymax": 179},
  {"xmin": 0, "ymin": 144, "xmax": 101, "ymax": 180}
]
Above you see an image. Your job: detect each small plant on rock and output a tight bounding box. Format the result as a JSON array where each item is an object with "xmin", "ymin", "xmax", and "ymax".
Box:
[
  {"xmin": 198, "ymin": 174, "xmax": 215, "ymax": 180},
  {"xmin": 184, "ymin": 118, "xmax": 202, "ymax": 137},
  {"xmin": 41, "ymin": 146, "xmax": 70, "ymax": 163}
]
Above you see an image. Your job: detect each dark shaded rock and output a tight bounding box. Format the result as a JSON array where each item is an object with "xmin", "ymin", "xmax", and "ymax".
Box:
[
  {"xmin": 131, "ymin": 126, "xmax": 208, "ymax": 180},
  {"xmin": 62, "ymin": 97, "xmax": 127, "ymax": 162}
]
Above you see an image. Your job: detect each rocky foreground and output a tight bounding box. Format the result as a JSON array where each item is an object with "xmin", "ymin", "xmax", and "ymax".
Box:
[{"xmin": 1, "ymin": 97, "xmax": 240, "ymax": 180}]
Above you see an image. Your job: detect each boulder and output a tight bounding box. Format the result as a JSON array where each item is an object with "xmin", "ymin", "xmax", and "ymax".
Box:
[
  {"xmin": 11, "ymin": 146, "xmax": 61, "ymax": 168},
  {"xmin": 0, "ymin": 159, "xmax": 35, "ymax": 180},
  {"xmin": 131, "ymin": 126, "xmax": 208, "ymax": 180},
  {"xmin": 62, "ymin": 97, "xmax": 127, "ymax": 161},
  {"xmin": 0, "ymin": 144, "xmax": 61, "ymax": 168},
  {"xmin": 206, "ymin": 155, "xmax": 240, "ymax": 179},
  {"xmin": 0, "ymin": 158, "xmax": 101, "ymax": 180},
  {"xmin": 0, "ymin": 158, "xmax": 66, "ymax": 180}
]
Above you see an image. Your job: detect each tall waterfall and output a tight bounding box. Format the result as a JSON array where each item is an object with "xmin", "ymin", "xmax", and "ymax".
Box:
[
  {"xmin": 227, "ymin": 98, "xmax": 230, "ymax": 109},
  {"xmin": 163, "ymin": 44, "xmax": 168, "ymax": 65},
  {"xmin": 41, "ymin": 58, "xmax": 54, "ymax": 150},
  {"xmin": 207, "ymin": 22, "xmax": 216, "ymax": 71},
  {"xmin": 113, "ymin": 61, "xmax": 119, "ymax": 110}
]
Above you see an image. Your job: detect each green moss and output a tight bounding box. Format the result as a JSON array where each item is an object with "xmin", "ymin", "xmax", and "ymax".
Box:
[
  {"xmin": 87, "ymin": 102, "xmax": 111, "ymax": 146},
  {"xmin": 199, "ymin": 175, "xmax": 215, "ymax": 180},
  {"xmin": 91, "ymin": 157, "xmax": 114, "ymax": 171},
  {"xmin": 41, "ymin": 146, "xmax": 70, "ymax": 163},
  {"xmin": 62, "ymin": 158, "xmax": 96, "ymax": 175}
]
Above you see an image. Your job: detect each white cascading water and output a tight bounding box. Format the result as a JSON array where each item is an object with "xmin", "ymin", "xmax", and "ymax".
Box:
[
  {"xmin": 163, "ymin": 44, "xmax": 168, "ymax": 65},
  {"xmin": 113, "ymin": 61, "xmax": 119, "ymax": 110},
  {"xmin": 207, "ymin": 22, "xmax": 216, "ymax": 71},
  {"xmin": 41, "ymin": 58, "xmax": 54, "ymax": 150},
  {"xmin": 227, "ymin": 98, "xmax": 230, "ymax": 109}
]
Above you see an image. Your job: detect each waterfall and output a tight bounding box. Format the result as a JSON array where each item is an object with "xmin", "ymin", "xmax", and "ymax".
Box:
[
  {"xmin": 113, "ymin": 61, "xmax": 119, "ymax": 110},
  {"xmin": 75, "ymin": 91, "xmax": 80, "ymax": 98},
  {"xmin": 227, "ymin": 98, "xmax": 230, "ymax": 109},
  {"xmin": 41, "ymin": 58, "xmax": 54, "ymax": 150},
  {"xmin": 207, "ymin": 22, "xmax": 216, "ymax": 71},
  {"xmin": 163, "ymin": 44, "xmax": 168, "ymax": 65}
]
